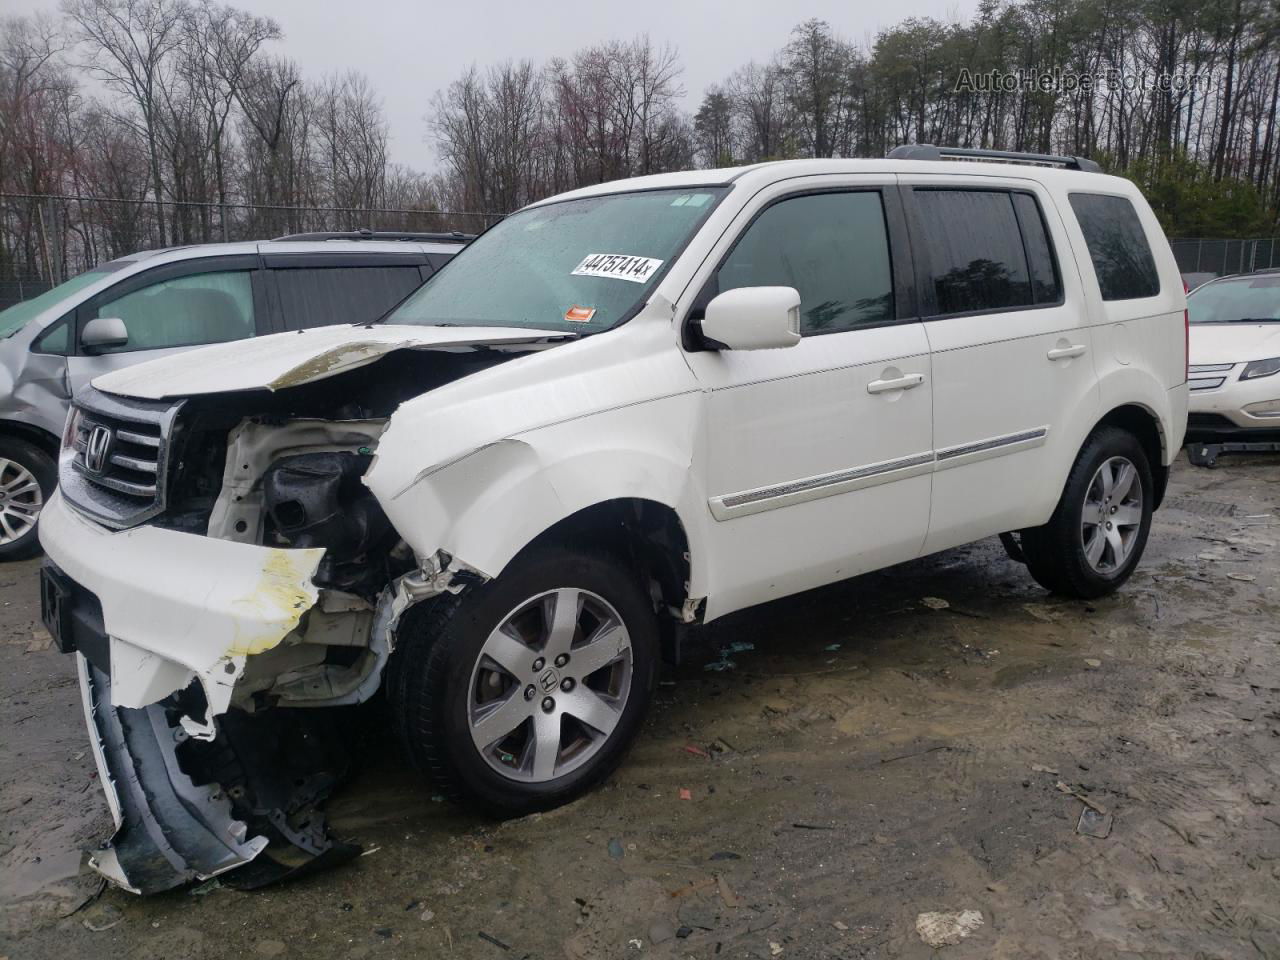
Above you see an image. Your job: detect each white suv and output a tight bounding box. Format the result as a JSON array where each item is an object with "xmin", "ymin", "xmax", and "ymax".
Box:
[{"xmin": 40, "ymin": 148, "xmax": 1188, "ymax": 893}]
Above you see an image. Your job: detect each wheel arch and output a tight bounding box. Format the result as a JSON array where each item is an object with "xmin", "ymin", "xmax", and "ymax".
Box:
[
  {"xmin": 1091, "ymin": 403, "xmax": 1169, "ymax": 508},
  {"xmin": 0, "ymin": 419, "xmax": 60, "ymax": 458},
  {"xmin": 511, "ymin": 497, "xmax": 694, "ymax": 621}
]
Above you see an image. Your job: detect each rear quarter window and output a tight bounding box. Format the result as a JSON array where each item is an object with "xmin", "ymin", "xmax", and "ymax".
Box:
[{"xmin": 1068, "ymin": 193, "xmax": 1160, "ymax": 300}]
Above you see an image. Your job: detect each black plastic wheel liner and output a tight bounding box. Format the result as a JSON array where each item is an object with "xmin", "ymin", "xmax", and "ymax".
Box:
[
  {"xmin": 83, "ymin": 662, "xmax": 358, "ymax": 894},
  {"xmin": 178, "ymin": 704, "xmax": 362, "ymax": 889}
]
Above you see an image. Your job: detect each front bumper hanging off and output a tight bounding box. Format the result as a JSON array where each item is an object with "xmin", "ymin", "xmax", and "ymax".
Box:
[
  {"xmin": 77, "ymin": 657, "xmax": 268, "ymax": 893},
  {"xmin": 75, "ymin": 653, "xmax": 360, "ymax": 894},
  {"xmin": 40, "ymin": 491, "xmax": 361, "ymax": 893}
]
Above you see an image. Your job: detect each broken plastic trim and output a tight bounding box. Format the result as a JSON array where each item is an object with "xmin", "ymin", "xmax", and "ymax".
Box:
[
  {"xmin": 80, "ymin": 656, "xmax": 357, "ymax": 894},
  {"xmin": 80, "ymin": 657, "xmax": 267, "ymax": 894}
]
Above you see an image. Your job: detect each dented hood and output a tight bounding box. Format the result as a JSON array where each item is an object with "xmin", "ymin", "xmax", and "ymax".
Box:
[{"xmin": 92, "ymin": 323, "xmax": 567, "ymax": 400}]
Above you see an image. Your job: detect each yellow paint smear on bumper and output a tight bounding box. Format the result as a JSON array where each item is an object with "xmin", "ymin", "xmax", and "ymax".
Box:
[{"xmin": 225, "ymin": 548, "xmax": 325, "ymax": 657}]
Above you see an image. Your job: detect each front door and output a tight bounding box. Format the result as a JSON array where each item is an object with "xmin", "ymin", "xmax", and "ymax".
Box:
[
  {"xmin": 683, "ymin": 179, "xmax": 934, "ymax": 619},
  {"xmin": 65, "ymin": 257, "xmax": 267, "ymax": 397}
]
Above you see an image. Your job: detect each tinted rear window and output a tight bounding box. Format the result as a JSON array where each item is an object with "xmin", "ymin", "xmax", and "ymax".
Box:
[
  {"xmin": 1068, "ymin": 193, "xmax": 1160, "ymax": 300},
  {"xmin": 1011, "ymin": 193, "xmax": 1062, "ymax": 305},
  {"xmin": 273, "ymin": 266, "xmax": 424, "ymax": 330},
  {"xmin": 916, "ymin": 189, "xmax": 1064, "ymax": 315}
]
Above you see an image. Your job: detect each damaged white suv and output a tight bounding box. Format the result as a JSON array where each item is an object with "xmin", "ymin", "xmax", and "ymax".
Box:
[{"xmin": 41, "ymin": 147, "xmax": 1188, "ymax": 893}]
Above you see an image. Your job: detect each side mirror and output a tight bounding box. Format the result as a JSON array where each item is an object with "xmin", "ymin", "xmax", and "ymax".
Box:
[
  {"xmin": 81, "ymin": 316, "xmax": 129, "ymax": 353},
  {"xmin": 701, "ymin": 286, "xmax": 801, "ymax": 350}
]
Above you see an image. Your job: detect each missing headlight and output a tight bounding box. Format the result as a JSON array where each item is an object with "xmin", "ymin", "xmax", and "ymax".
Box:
[{"xmin": 263, "ymin": 452, "xmax": 394, "ymax": 595}]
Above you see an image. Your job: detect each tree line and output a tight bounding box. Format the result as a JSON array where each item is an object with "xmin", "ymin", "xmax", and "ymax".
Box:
[
  {"xmin": 5, "ymin": 0, "xmax": 1280, "ymax": 284},
  {"xmin": 2, "ymin": 0, "xmax": 448, "ymax": 284}
]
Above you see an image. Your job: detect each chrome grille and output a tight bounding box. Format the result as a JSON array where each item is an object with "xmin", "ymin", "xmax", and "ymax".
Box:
[{"xmin": 60, "ymin": 388, "xmax": 182, "ymax": 530}]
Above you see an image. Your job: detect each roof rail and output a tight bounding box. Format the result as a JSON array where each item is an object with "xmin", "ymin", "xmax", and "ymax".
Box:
[
  {"xmin": 888, "ymin": 143, "xmax": 1102, "ymax": 174},
  {"xmin": 271, "ymin": 228, "xmax": 474, "ymax": 243}
]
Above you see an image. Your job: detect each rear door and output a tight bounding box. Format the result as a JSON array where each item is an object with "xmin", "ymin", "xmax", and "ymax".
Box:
[
  {"xmin": 261, "ymin": 252, "xmax": 429, "ymax": 331},
  {"xmin": 899, "ymin": 176, "xmax": 1100, "ymax": 553},
  {"xmin": 64, "ymin": 255, "xmax": 268, "ymax": 397}
]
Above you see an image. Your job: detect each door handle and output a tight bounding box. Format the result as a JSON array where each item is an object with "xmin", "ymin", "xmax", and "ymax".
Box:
[
  {"xmin": 1047, "ymin": 344, "xmax": 1087, "ymax": 361},
  {"xmin": 867, "ymin": 373, "xmax": 925, "ymax": 395}
]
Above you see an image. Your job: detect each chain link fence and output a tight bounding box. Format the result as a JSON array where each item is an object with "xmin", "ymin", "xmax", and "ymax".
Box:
[
  {"xmin": 0, "ymin": 278, "xmax": 55, "ymax": 312},
  {"xmin": 0, "ymin": 192, "xmax": 504, "ymax": 305},
  {"xmin": 1169, "ymin": 237, "xmax": 1280, "ymax": 282}
]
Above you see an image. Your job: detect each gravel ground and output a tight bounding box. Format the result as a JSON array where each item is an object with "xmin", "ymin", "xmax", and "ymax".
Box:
[{"xmin": 1, "ymin": 454, "xmax": 1278, "ymax": 959}]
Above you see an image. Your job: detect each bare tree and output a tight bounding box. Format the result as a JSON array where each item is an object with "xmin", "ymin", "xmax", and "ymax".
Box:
[
  {"xmin": 0, "ymin": 14, "xmax": 69, "ymax": 277},
  {"xmin": 314, "ymin": 72, "xmax": 389, "ymax": 211},
  {"xmin": 727, "ymin": 61, "xmax": 791, "ymax": 162},
  {"xmin": 63, "ymin": 0, "xmax": 190, "ymax": 244},
  {"xmin": 181, "ymin": 0, "xmax": 279, "ymax": 234}
]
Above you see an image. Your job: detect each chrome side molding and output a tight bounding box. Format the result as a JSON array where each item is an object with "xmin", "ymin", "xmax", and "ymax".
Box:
[{"xmin": 709, "ymin": 426, "xmax": 1050, "ymax": 520}]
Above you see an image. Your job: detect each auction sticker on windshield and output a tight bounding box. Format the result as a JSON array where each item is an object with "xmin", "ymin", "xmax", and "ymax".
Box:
[{"xmin": 571, "ymin": 254, "xmax": 663, "ymax": 284}]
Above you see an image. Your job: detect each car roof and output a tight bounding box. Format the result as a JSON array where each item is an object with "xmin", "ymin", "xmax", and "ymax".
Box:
[
  {"xmin": 527, "ymin": 157, "xmax": 1137, "ymax": 208},
  {"xmin": 6, "ymin": 239, "xmax": 466, "ymax": 337},
  {"xmin": 1193, "ymin": 269, "xmax": 1280, "ymax": 287},
  {"xmin": 108, "ymin": 238, "xmax": 465, "ymax": 269}
]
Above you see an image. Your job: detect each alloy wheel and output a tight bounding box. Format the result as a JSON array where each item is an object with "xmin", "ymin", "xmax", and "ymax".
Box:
[
  {"xmin": 1080, "ymin": 455, "xmax": 1143, "ymax": 574},
  {"xmin": 0, "ymin": 458, "xmax": 43, "ymax": 546},
  {"xmin": 467, "ymin": 587, "xmax": 633, "ymax": 783}
]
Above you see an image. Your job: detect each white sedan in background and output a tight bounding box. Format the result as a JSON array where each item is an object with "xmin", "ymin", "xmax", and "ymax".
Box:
[{"xmin": 1186, "ymin": 271, "xmax": 1280, "ymax": 447}]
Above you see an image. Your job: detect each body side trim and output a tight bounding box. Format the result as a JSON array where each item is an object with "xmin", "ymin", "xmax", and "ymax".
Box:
[
  {"xmin": 708, "ymin": 451, "xmax": 934, "ymax": 520},
  {"xmin": 933, "ymin": 426, "xmax": 1050, "ymax": 469},
  {"xmin": 707, "ymin": 426, "xmax": 1050, "ymax": 520}
]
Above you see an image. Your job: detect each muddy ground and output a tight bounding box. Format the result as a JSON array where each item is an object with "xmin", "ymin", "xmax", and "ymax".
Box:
[{"xmin": 2, "ymin": 454, "xmax": 1278, "ymax": 959}]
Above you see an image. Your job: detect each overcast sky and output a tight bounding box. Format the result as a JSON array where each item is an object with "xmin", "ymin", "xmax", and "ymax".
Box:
[{"xmin": 15, "ymin": 0, "xmax": 974, "ymax": 171}]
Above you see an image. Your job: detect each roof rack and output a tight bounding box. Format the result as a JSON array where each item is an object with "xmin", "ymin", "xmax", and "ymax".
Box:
[
  {"xmin": 271, "ymin": 228, "xmax": 474, "ymax": 243},
  {"xmin": 888, "ymin": 143, "xmax": 1102, "ymax": 173}
]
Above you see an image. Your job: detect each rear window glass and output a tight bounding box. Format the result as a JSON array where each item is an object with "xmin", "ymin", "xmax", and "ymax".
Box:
[
  {"xmin": 915, "ymin": 190, "xmax": 1040, "ymax": 315},
  {"xmin": 274, "ymin": 266, "xmax": 423, "ymax": 330},
  {"xmin": 1011, "ymin": 193, "xmax": 1062, "ymax": 305},
  {"xmin": 1068, "ymin": 193, "xmax": 1160, "ymax": 300}
]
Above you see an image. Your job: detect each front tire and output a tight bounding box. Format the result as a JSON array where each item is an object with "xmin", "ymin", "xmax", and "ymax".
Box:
[
  {"xmin": 1020, "ymin": 426, "xmax": 1154, "ymax": 599},
  {"xmin": 387, "ymin": 545, "xmax": 659, "ymax": 817},
  {"xmin": 0, "ymin": 437, "xmax": 55, "ymax": 562}
]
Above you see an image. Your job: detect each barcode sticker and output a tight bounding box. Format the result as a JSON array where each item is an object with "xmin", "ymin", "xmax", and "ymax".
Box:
[{"xmin": 571, "ymin": 253, "xmax": 663, "ymax": 284}]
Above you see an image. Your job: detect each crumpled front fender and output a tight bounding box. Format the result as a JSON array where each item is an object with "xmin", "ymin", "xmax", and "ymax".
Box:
[{"xmin": 367, "ymin": 391, "xmax": 708, "ymax": 592}]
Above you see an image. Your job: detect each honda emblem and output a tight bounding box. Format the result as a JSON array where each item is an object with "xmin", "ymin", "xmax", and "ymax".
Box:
[{"xmin": 84, "ymin": 425, "xmax": 113, "ymax": 474}]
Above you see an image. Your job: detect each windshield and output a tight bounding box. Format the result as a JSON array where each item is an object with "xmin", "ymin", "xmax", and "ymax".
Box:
[
  {"xmin": 1188, "ymin": 275, "xmax": 1280, "ymax": 324},
  {"xmin": 386, "ymin": 187, "xmax": 727, "ymax": 333},
  {"xmin": 0, "ymin": 264, "xmax": 124, "ymax": 339}
]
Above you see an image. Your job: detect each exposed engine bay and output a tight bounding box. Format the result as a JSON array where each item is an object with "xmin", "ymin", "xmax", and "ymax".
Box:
[{"xmin": 43, "ymin": 332, "xmax": 564, "ymax": 893}]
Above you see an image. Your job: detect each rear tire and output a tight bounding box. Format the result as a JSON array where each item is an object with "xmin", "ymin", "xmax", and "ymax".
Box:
[
  {"xmin": 1020, "ymin": 426, "xmax": 1154, "ymax": 599},
  {"xmin": 0, "ymin": 437, "xmax": 55, "ymax": 562},
  {"xmin": 387, "ymin": 545, "xmax": 659, "ymax": 817}
]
